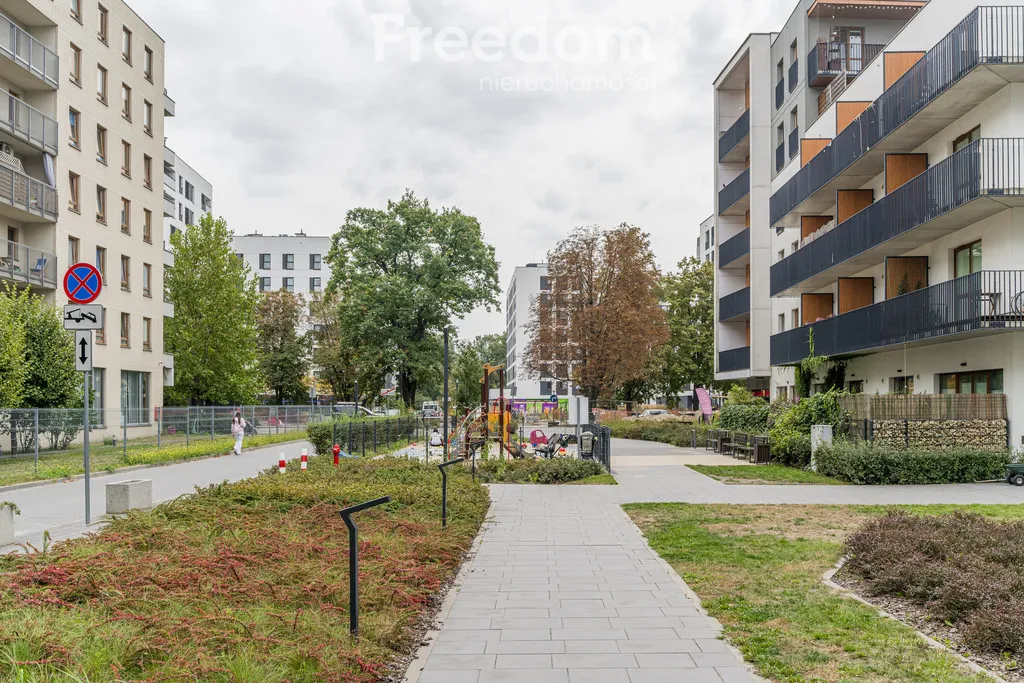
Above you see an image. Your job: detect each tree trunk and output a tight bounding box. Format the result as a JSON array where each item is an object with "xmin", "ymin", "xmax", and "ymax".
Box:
[{"xmin": 399, "ymin": 372, "xmax": 417, "ymax": 410}]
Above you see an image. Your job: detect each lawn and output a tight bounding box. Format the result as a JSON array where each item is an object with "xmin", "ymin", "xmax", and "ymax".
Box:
[
  {"xmin": 624, "ymin": 503, "xmax": 1024, "ymax": 682},
  {"xmin": 567, "ymin": 472, "xmax": 618, "ymax": 485},
  {"xmin": 0, "ymin": 455, "xmax": 489, "ymax": 682},
  {"xmin": 687, "ymin": 464, "xmax": 844, "ymax": 485}
]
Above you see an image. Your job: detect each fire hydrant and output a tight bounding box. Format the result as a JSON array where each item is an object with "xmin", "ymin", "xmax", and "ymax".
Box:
[{"xmin": 332, "ymin": 443, "xmax": 341, "ymax": 466}]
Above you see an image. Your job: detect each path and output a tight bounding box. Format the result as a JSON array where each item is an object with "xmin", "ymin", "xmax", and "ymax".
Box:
[{"xmin": 0, "ymin": 439, "xmax": 312, "ymax": 550}]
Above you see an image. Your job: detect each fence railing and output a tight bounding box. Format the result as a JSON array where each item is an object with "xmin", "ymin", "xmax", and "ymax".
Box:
[
  {"xmin": 0, "ymin": 164, "xmax": 57, "ymax": 219},
  {"xmin": 718, "ymin": 228, "xmax": 750, "ymax": 267},
  {"xmin": 0, "ymin": 11, "xmax": 59, "ymax": 87},
  {"xmin": 582, "ymin": 424, "xmax": 611, "ymax": 471},
  {"xmin": 0, "ymin": 236, "xmax": 56, "ymax": 288},
  {"xmin": 788, "ymin": 59, "xmax": 799, "ymax": 92},
  {"xmin": 788, "ymin": 127, "xmax": 799, "ymax": 159},
  {"xmin": 775, "ymin": 78, "xmax": 784, "ymax": 109},
  {"xmin": 807, "ymin": 41, "xmax": 884, "ymax": 86},
  {"xmin": 719, "ymin": 346, "xmax": 750, "ymax": 373},
  {"xmin": 0, "ymin": 90, "xmax": 57, "ymax": 155},
  {"xmin": 718, "ymin": 167, "xmax": 749, "ymax": 214},
  {"xmin": 718, "ymin": 109, "xmax": 750, "ymax": 162},
  {"xmin": 840, "ymin": 393, "xmax": 1007, "ymax": 421},
  {"xmin": 719, "ymin": 286, "xmax": 750, "ymax": 321},
  {"xmin": 776, "ymin": 142, "xmax": 785, "ymax": 171}
]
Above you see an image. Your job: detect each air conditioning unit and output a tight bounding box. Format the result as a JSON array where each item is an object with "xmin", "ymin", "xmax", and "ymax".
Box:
[{"xmin": 0, "ymin": 142, "xmax": 14, "ymax": 156}]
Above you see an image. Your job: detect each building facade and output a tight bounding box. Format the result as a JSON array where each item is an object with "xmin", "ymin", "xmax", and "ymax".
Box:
[
  {"xmin": 696, "ymin": 214, "xmax": 715, "ymax": 263},
  {"xmin": 505, "ymin": 263, "xmax": 569, "ymax": 402},
  {"xmin": 162, "ymin": 145, "xmax": 211, "ymax": 241},
  {"xmin": 0, "ymin": 0, "xmax": 170, "ymax": 429}
]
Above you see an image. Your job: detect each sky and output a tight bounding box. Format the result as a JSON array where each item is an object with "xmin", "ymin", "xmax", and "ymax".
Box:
[{"xmin": 135, "ymin": 0, "xmax": 793, "ymax": 340}]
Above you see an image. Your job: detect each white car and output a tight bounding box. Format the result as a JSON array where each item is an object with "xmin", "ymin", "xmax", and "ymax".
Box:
[
  {"xmin": 421, "ymin": 401, "xmax": 441, "ymax": 418},
  {"xmin": 639, "ymin": 409, "xmax": 669, "ymax": 418}
]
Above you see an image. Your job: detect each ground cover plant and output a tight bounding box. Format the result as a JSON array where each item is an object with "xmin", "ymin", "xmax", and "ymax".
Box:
[
  {"xmin": 625, "ymin": 503, "xmax": 1024, "ymax": 682},
  {"xmin": 0, "ymin": 454, "xmax": 489, "ymax": 682},
  {"xmin": 815, "ymin": 441, "xmax": 1010, "ymax": 484},
  {"xmin": 475, "ymin": 457, "xmax": 611, "ymax": 484},
  {"xmin": 686, "ymin": 464, "xmax": 843, "ymax": 485}
]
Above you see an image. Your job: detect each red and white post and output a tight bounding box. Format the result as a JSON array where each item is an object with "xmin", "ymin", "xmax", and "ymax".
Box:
[
  {"xmin": 278, "ymin": 456, "xmax": 286, "ymax": 474},
  {"xmin": 300, "ymin": 448, "xmax": 308, "ymax": 471}
]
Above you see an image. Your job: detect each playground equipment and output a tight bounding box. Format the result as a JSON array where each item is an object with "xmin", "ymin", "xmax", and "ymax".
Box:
[{"xmin": 447, "ymin": 363, "xmax": 524, "ymax": 461}]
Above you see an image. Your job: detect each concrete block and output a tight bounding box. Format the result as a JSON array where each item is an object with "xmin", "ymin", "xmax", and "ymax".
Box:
[
  {"xmin": 106, "ymin": 479, "xmax": 153, "ymax": 514},
  {"xmin": 0, "ymin": 505, "xmax": 15, "ymax": 546}
]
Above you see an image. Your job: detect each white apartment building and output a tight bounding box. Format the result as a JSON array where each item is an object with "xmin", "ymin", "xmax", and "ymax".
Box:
[
  {"xmin": 163, "ymin": 145, "xmax": 211, "ymax": 241},
  {"xmin": 505, "ymin": 263, "xmax": 569, "ymax": 402},
  {"xmin": 696, "ymin": 214, "xmax": 715, "ymax": 263},
  {"xmin": 0, "ymin": 0, "xmax": 170, "ymax": 429},
  {"xmin": 717, "ymin": 0, "xmax": 1024, "ymax": 446}
]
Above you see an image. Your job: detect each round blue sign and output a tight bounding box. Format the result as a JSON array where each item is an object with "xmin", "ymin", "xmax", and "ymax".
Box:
[
  {"xmin": 550, "ymin": 394, "xmax": 558, "ymax": 402},
  {"xmin": 63, "ymin": 263, "xmax": 103, "ymax": 304}
]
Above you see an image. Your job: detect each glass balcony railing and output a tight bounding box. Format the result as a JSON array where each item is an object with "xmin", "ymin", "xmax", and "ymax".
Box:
[
  {"xmin": 0, "ymin": 164, "xmax": 56, "ymax": 219},
  {"xmin": 718, "ymin": 109, "xmax": 750, "ymax": 162},
  {"xmin": 0, "ymin": 12, "xmax": 58, "ymax": 87},
  {"xmin": 720, "ymin": 286, "xmax": 751, "ymax": 321},
  {"xmin": 719, "ymin": 346, "xmax": 751, "ymax": 373},
  {"xmin": 719, "ymin": 228, "xmax": 750, "ymax": 268},
  {"xmin": 0, "ymin": 90, "xmax": 57, "ymax": 155},
  {"xmin": 0, "ymin": 237, "xmax": 56, "ymax": 288}
]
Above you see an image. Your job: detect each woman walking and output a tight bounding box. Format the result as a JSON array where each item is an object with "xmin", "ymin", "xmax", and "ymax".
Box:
[{"xmin": 231, "ymin": 410, "xmax": 247, "ymax": 455}]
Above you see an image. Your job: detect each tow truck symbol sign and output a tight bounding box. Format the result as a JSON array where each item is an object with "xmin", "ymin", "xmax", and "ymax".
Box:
[{"xmin": 62, "ymin": 304, "xmax": 104, "ymax": 331}]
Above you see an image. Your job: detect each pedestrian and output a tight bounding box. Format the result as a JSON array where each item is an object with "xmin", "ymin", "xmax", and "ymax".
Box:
[
  {"xmin": 231, "ymin": 410, "xmax": 247, "ymax": 455},
  {"xmin": 429, "ymin": 428, "xmax": 443, "ymax": 457}
]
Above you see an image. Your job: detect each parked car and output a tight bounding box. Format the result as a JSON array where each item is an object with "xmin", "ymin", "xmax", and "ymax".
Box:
[
  {"xmin": 639, "ymin": 409, "xmax": 670, "ymax": 418},
  {"xmin": 420, "ymin": 401, "xmax": 441, "ymax": 418}
]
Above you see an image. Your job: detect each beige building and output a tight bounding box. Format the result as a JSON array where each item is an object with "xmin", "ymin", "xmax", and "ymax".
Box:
[{"xmin": 0, "ymin": 0, "xmax": 169, "ymax": 430}]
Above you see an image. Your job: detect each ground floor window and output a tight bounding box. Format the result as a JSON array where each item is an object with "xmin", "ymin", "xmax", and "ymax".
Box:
[
  {"xmin": 890, "ymin": 375, "xmax": 914, "ymax": 394},
  {"xmin": 121, "ymin": 370, "xmax": 150, "ymax": 425},
  {"xmin": 847, "ymin": 380, "xmax": 864, "ymax": 394},
  {"xmin": 938, "ymin": 369, "xmax": 1003, "ymax": 395},
  {"xmin": 91, "ymin": 368, "xmax": 105, "ymax": 426}
]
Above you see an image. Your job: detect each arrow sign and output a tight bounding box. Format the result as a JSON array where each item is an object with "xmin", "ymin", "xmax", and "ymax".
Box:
[{"xmin": 74, "ymin": 331, "xmax": 93, "ymax": 372}]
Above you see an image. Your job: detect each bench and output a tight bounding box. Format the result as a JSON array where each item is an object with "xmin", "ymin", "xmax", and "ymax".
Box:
[
  {"xmin": 716, "ymin": 430, "xmax": 732, "ymax": 454},
  {"xmin": 731, "ymin": 432, "xmax": 754, "ymax": 460}
]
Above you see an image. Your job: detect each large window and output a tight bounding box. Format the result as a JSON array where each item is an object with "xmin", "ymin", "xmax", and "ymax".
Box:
[
  {"xmin": 120, "ymin": 197, "xmax": 131, "ymax": 234},
  {"xmin": 954, "ymin": 240, "xmax": 982, "ymax": 278},
  {"xmin": 70, "ymin": 44, "xmax": 81, "ymax": 84},
  {"xmin": 69, "ymin": 108, "xmax": 80, "ymax": 147},
  {"xmin": 97, "ymin": 5, "xmax": 108, "ymax": 43},
  {"xmin": 121, "ymin": 140, "xmax": 131, "ymax": 177},
  {"xmin": 143, "ymin": 100, "xmax": 152, "ymax": 135},
  {"xmin": 259, "ymin": 253, "xmax": 271, "ymax": 270},
  {"xmin": 96, "ymin": 185, "xmax": 106, "ymax": 223},
  {"xmin": 310, "ymin": 253, "xmax": 321, "ymax": 270},
  {"xmin": 282, "ymin": 253, "xmax": 294, "ymax": 270},
  {"xmin": 120, "ymin": 312, "xmax": 130, "ymax": 347},
  {"xmin": 142, "ymin": 317, "xmax": 151, "ymax": 351},
  {"xmin": 96, "ymin": 125, "xmax": 106, "ymax": 163},
  {"xmin": 96, "ymin": 65, "xmax": 107, "ymax": 103},
  {"xmin": 890, "ymin": 376, "xmax": 914, "ymax": 394},
  {"xmin": 68, "ymin": 172, "xmax": 80, "ymax": 212},
  {"xmin": 953, "ymin": 125, "xmax": 981, "ymax": 153},
  {"xmin": 142, "ymin": 263, "xmax": 151, "ymax": 297},
  {"xmin": 120, "ymin": 254, "xmax": 130, "ymax": 290},
  {"xmin": 144, "ymin": 47, "xmax": 153, "ymax": 81},
  {"xmin": 283, "ymin": 277, "xmax": 294, "ymax": 293},
  {"xmin": 143, "ymin": 209, "xmax": 152, "ymax": 243},
  {"xmin": 939, "ymin": 369, "xmax": 1003, "ymax": 395},
  {"xmin": 121, "ymin": 83, "xmax": 131, "ymax": 120},
  {"xmin": 309, "ymin": 277, "xmax": 321, "ymax": 292},
  {"xmin": 122, "ymin": 26, "xmax": 132, "ymax": 64},
  {"xmin": 259, "ymin": 277, "xmax": 271, "ymax": 292},
  {"xmin": 143, "ymin": 155, "xmax": 152, "ymax": 188},
  {"xmin": 121, "ymin": 371, "xmax": 150, "ymax": 426}
]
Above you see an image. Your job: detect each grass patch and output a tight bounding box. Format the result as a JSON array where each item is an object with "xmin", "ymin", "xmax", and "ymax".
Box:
[
  {"xmin": 0, "ymin": 454, "xmax": 488, "ymax": 681},
  {"xmin": 567, "ymin": 472, "xmax": 618, "ymax": 485},
  {"xmin": 624, "ymin": 503, "xmax": 1024, "ymax": 682},
  {"xmin": 687, "ymin": 464, "xmax": 844, "ymax": 485},
  {"xmin": 476, "ymin": 457, "xmax": 606, "ymax": 484}
]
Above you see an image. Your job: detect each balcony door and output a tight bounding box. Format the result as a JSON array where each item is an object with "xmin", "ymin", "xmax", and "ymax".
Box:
[{"xmin": 829, "ymin": 27, "xmax": 864, "ymax": 72}]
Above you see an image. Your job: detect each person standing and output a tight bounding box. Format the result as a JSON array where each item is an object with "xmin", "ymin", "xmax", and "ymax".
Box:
[{"xmin": 231, "ymin": 411, "xmax": 247, "ymax": 455}]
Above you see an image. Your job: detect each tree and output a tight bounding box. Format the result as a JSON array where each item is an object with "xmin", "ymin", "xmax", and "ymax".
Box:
[
  {"xmin": 256, "ymin": 290, "xmax": 311, "ymax": 405},
  {"xmin": 0, "ymin": 285, "xmax": 28, "ymax": 407},
  {"xmin": 326, "ymin": 191, "xmax": 500, "ymax": 408},
  {"xmin": 661, "ymin": 257, "xmax": 716, "ymax": 395},
  {"xmin": 523, "ymin": 224, "xmax": 668, "ymax": 402},
  {"xmin": 449, "ymin": 334, "xmax": 506, "ymax": 412},
  {"xmin": 164, "ymin": 215, "xmax": 262, "ymax": 406},
  {"xmin": 19, "ymin": 290, "xmax": 80, "ymax": 409}
]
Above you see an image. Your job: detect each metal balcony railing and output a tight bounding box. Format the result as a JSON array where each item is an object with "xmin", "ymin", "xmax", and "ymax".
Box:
[
  {"xmin": 0, "ymin": 164, "xmax": 56, "ymax": 219},
  {"xmin": 0, "ymin": 12, "xmax": 58, "ymax": 87},
  {"xmin": 718, "ymin": 109, "xmax": 750, "ymax": 162},
  {"xmin": 788, "ymin": 59, "xmax": 799, "ymax": 92},
  {"xmin": 775, "ymin": 78, "xmax": 784, "ymax": 109},
  {"xmin": 771, "ymin": 139, "xmax": 1023, "ymax": 296},
  {"xmin": 719, "ymin": 228, "xmax": 750, "ymax": 268},
  {"xmin": 719, "ymin": 346, "xmax": 751, "ymax": 372},
  {"xmin": 0, "ymin": 237, "xmax": 56, "ymax": 288},
  {"xmin": 720, "ymin": 286, "xmax": 751, "ymax": 321},
  {"xmin": 807, "ymin": 41, "xmax": 884, "ymax": 86},
  {"xmin": 789, "ymin": 127, "xmax": 799, "ymax": 159},
  {"xmin": 771, "ymin": 270, "xmax": 1024, "ymax": 365},
  {"xmin": 0, "ymin": 90, "xmax": 57, "ymax": 155},
  {"xmin": 718, "ymin": 167, "xmax": 749, "ymax": 213},
  {"xmin": 771, "ymin": 6, "xmax": 1024, "ymax": 226},
  {"xmin": 776, "ymin": 143, "xmax": 785, "ymax": 172}
]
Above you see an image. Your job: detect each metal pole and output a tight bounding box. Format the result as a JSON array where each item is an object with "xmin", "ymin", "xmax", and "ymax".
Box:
[
  {"xmin": 123, "ymin": 410, "xmax": 127, "ymax": 459},
  {"xmin": 373, "ymin": 421, "xmax": 377, "ymax": 454},
  {"xmin": 443, "ymin": 326, "xmax": 450, "ymax": 461},
  {"xmin": 157, "ymin": 408, "xmax": 161, "ymax": 448},
  {"xmin": 339, "ymin": 496, "xmax": 391, "ymax": 638},
  {"xmin": 186, "ymin": 405, "xmax": 190, "ymax": 447},
  {"xmin": 33, "ymin": 408, "xmax": 38, "ymax": 473},
  {"xmin": 438, "ymin": 458, "xmax": 466, "ymax": 528},
  {"xmin": 83, "ymin": 371, "xmax": 91, "ymax": 525},
  {"xmin": 333, "ymin": 422, "xmax": 337, "ymax": 450},
  {"xmin": 361, "ymin": 422, "xmax": 365, "ymax": 457}
]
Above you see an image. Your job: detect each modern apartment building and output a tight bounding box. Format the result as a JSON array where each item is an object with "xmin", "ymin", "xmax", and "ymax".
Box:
[
  {"xmin": 696, "ymin": 214, "xmax": 715, "ymax": 263},
  {"xmin": 162, "ymin": 145, "xmax": 211, "ymax": 240},
  {"xmin": 716, "ymin": 0, "xmax": 1024, "ymax": 445},
  {"xmin": 232, "ymin": 231, "xmax": 332, "ymax": 325},
  {"xmin": 505, "ymin": 263, "xmax": 569, "ymax": 402},
  {"xmin": 0, "ymin": 0, "xmax": 170, "ymax": 429}
]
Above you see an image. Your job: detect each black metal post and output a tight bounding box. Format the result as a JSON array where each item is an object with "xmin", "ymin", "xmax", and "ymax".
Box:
[
  {"xmin": 333, "ymin": 422, "xmax": 337, "ymax": 450},
  {"xmin": 339, "ymin": 496, "xmax": 391, "ymax": 639},
  {"xmin": 373, "ymin": 421, "xmax": 377, "ymax": 454},
  {"xmin": 443, "ymin": 326, "xmax": 450, "ymax": 461},
  {"xmin": 438, "ymin": 458, "xmax": 466, "ymax": 528}
]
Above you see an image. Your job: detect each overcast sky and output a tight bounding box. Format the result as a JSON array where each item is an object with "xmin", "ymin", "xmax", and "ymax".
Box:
[{"xmin": 136, "ymin": 0, "xmax": 792, "ymax": 339}]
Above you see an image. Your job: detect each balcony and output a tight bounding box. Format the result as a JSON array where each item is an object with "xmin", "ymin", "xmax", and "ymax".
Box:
[
  {"xmin": 771, "ymin": 6, "xmax": 1024, "ymax": 227},
  {"xmin": 164, "ymin": 90, "xmax": 176, "ymax": 118},
  {"xmin": 0, "ymin": 237, "xmax": 55, "ymax": 289},
  {"xmin": 771, "ymin": 270, "xmax": 1024, "ymax": 365},
  {"xmin": 720, "ymin": 286, "xmax": 751, "ymax": 321},
  {"xmin": 775, "ymin": 78, "xmax": 784, "ymax": 109},
  {"xmin": 788, "ymin": 59, "xmax": 799, "ymax": 92},
  {"xmin": 771, "ymin": 139, "xmax": 1024, "ymax": 296},
  {"xmin": 776, "ymin": 143, "xmax": 785, "ymax": 172},
  {"xmin": 789, "ymin": 127, "xmax": 799, "ymax": 159},
  {"xmin": 719, "ymin": 228, "xmax": 750, "ymax": 268},
  {"xmin": 718, "ymin": 109, "xmax": 750, "ymax": 163},
  {"xmin": 807, "ymin": 41, "xmax": 884, "ymax": 87},
  {"xmin": 0, "ymin": 90, "xmax": 57, "ymax": 156},
  {"xmin": 0, "ymin": 163, "xmax": 56, "ymax": 221},
  {"xmin": 718, "ymin": 167, "xmax": 750, "ymax": 216},
  {"xmin": 719, "ymin": 346, "xmax": 751, "ymax": 373},
  {"xmin": 164, "ymin": 299, "xmax": 174, "ymax": 318},
  {"xmin": 163, "ymin": 191, "xmax": 175, "ymax": 218},
  {"xmin": 0, "ymin": 12, "xmax": 57, "ymax": 89},
  {"xmin": 163, "ymin": 353, "xmax": 175, "ymax": 388}
]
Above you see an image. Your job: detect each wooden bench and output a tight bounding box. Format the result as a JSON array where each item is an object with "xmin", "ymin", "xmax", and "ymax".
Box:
[
  {"xmin": 731, "ymin": 433, "xmax": 754, "ymax": 460},
  {"xmin": 716, "ymin": 430, "xmax": 732, "ymax": 454}
]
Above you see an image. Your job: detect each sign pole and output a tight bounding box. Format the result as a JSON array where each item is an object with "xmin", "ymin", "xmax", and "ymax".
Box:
[{"xmin": 83, "ymin": 368, "xmax": 90, "ymax": 525}]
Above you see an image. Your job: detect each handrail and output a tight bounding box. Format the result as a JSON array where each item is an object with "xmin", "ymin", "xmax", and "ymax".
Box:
[
  {"xmin": 0, "ymin": 90, "xmax": 58, "ymax": 154},
  {"xmin": 0, "ymin": 12, "xmax": 58, "ymax": 87}
]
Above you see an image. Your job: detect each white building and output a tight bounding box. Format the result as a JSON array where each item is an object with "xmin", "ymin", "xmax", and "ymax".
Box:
[
  {"xmin": 696, "ymin": 214, "xmax": 715, "ymax": 263},
  {"xmin": 0, "ymin": 0, "xmax": 171, "ymax": 429},
  {"xmin": 232, "ymin": 231, "xmax": 332, "ymax": 326},
  {"xmin": 715, "ymin": 0, "xmax": 1024, "ymax": 445},
  {"xmin": 162, "ymin": 145, "xmax": 211, "ymax": 241},
  {"xmin": 505, "ymin": 263, "xmax": 570, "ymax": 404}
]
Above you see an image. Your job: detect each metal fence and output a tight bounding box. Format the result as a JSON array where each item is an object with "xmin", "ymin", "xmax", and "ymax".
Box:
[
  {"xmin": 328, "ymin": 417, "xmax": 420, "ymax": 457},
  {"xmin": 582, "ymin": 424, "xmax": 611, "ymax": 471}
]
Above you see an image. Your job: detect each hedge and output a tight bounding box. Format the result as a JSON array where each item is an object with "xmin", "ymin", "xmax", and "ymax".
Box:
[
  {"xmin": 769, "ymin": 392, "xmax": 850, "ymax": 467},
  {"xmin": 605, "ymin": 420, "xmax": 713, "ymax": 447},
  {"xmin": 122, "ymin": 431, "xmax": 304, "ymax": 467},
  {"xmin": 815, "ymin": 441, "xmax": 1011, "ymax": 484},
  {"xmin": 717, "ymin": 403, "xmax": 769, "ymax": 434},
  {"xmin": 476, "ymin": 457, "xmax": 605, "ymax": 484}
]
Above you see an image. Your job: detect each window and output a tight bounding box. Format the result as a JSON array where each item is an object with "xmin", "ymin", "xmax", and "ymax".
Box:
[
  {"xmin": 201, "ymin": 194, "xmax": 211, "ymax": 212},
  {"xmin": 939, "ymin": 369, "xmax": 1003, "ymax": 395},
  {"xmin": 790, "ymin": 107, "xmax": 799, "ymax": 129},
  {"xmin": 68, "ymin": 172, "xmax": 80, "ymax": 212},
  {"xmin": 121, "ymin": 140, "xmax": 131, "ymax": 177},
  {"xmin": 143, "ymin": 209, "xmax": 152, "ymax": 243},
  {"xmin": 704, "ymin": 230, "xmax": 709, "ymax": 250},
  {"xmin": 91, "ymin": 369, "xmax": 105, "ymax": 423},
  {"xmin": 283, "ymin": 253, "xmax": 294, "ymax": 270},
  {"xmin": 890, "ymin": 376, "xmax": 914, "ymax": 394},
  {"xmin": 184, "ymin": 181, "xmax": 194, "ymax": 202},
  {"xmin": 96, "ymin": 125, "xmax": 106, "ymax": 162},
  {"xmin": 283, "ymin": 277, "xmax": 294, "ymax": 293},
  {"xmin": 953, "ymin": 125, "xmax": 981, "ymax": 153},
  {"xmin": 143, "ymin": 100, "xmax": 152, "ymax": 134},
  {"xmin": 142, "ymin": 317, "xmax": 151, "ymax": 351},
  {"xmin": 259, "ymin": 253, "xmax": 271, "ymax": 270},
  {"xmin": 310, "ymin": 277, "xmax": 321, "ymax": 292},
  {"xmin": 954, "ymin": 240, "xmax": 982, "ymax": 278},
  {"xmin": 121, "ymin": 83, "xmax": 131, "ymax": 120},
  {"xmin": 847, "ymin": 380, "xmax": 864, "ymax": 394},
  {"xmin": 96, "ymin": 186, "xmax": 106, "ymax": 222},
  {"xmin": 96, "ymin": 65, "xmax": 107, "ymax": 103},
  {"xmin": 259, "ymin": 277, "xmax": 271, "ymax": 292},
  {"xmin": 791, "ymin": 240, "xmax": 799, "ymax": 254},
  {"xmin": 122, "ymin": 26, "xmax": 132, "ymax": 64},
  {"xmin": 778, "ymin": 313, "xmax": 786, "ymax": 333},
  {"xmin": 143, "ymin": 154, "xmax": 152, "ymax": 188},
  {"xmin": 68, "ymin": 108, "xmax": 80, "ymax": 148},
  {"xmin": 70, "ymin": 0, "xmax": 81, "ymax": 20},
  {"xmin": 120, "ymin": 197, "xmax": 130, "ymax": 234},
  {"xmin": 68, "ymin": 236, "xmax": 80, "ymax": 264},
  {"xmin": 791, "ymin": 308, "xmax": 799, "ymax": 329},
  {"xmin": 539, "ymin": 380, "xmax": 552, "ymax": 396},
  {"xmin": 142, "ymin": 263, "xmax": 151, "ymax": 297},
  {"xmin": 70, "ymin": 44, "xmax": 81, "ymax": 84},
  {"xmin": 144, "ymin": 47, "xmax": 153, "ymax": 81},
  {"xmin": 98, "ymin": 5, "xmax": 108, "ymax": 43},
  {"xmin": 178, "ymin": 202, "xmax": 182, "ymax": 221},
  {"xmin": 184, "ymin": 208, "xmax": 193, "ymax": 226},
  {"xmin": 121, "ymin": 371, "xmax": 150, "ymax": 425},
  {"xmin": 95, "ymin": 246, "xmax": 106, "ymax": 282},
  {"xmin": 790, "ymin": 39, "xmax": 798, "ymax": 61},
  {"xmin": 778, "ymin": 249, "xmax": 785, "ymax": 263},
  {"xmin": 96, "ymin": 313, "xmax": 105, "ymax": 344},
  {"xmin": 310, "ymin": 253, "xmax": 322, "ymax": 270},
  {"xmin": 539, "ymin": 276, "xmax": 551, "ymax": 291},
  {"xmin": 120, "ymin": 254, "xmax": 130, "ymax": 290}
]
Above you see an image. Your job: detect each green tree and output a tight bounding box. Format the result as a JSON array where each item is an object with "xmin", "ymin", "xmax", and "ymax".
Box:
[
  {"xmin": 164, "ymin": 215, "xmax": 262, "ymax": 405},
  {"xmin": 326, "ymin": 191, "xmax": 500, "ymax": 407},
  {"xmin": 448, "ymin": 334, "xmax": 506, "ymax": 412},
  {"xmin": 0, "ymin": 285, "xmax": 28, "ymax": 407},
  {"xmin": 20, "ymin": 291, "xmax": 80, "ymax": 409},
  {"xmin": 256, "ymin": 290, "xmax": 311, "ymax": 405},
  {"xmin": 662, "ymin": 257, "xmax": 716, "ymax": 394}
]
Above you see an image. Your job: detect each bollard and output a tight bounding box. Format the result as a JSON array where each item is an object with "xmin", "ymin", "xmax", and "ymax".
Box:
[
  {"xmin": 438, "ymin": 458, "xmax": 466, "ymax": 528},
  {"xmin": 279, "ymin": 456, "xmax": 286, "ymax": 474},
  {"xmin": 333, "ymin": 444, "xmax": 341, "ymax": 466},
  {"xmin": 301, "ymin": 449, "xmax": 308, "ymax": 471},
  {"xmin": 339, "ymin": 496, "xmax": 391, "ymax": 638}
]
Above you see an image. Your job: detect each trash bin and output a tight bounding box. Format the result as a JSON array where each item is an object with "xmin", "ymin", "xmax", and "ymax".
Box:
[{"xmin": 580, "ymin": 431, "xmax": 594, "ymax": 459}]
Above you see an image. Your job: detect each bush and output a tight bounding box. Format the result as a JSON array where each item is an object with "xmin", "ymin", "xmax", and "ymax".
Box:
[
  {"xmin": 306, "ymin": 417, "xmax": 414, "ymax": 456},
  {"xmin": 815, "ymin": 441, "xmax": 1010, "ymax": 484},
  {"xmin": 606, "ymin": 419, "xmax": 713, "ymax": 447},
  {"xmin": 476, "ymin": 457, "xmax": 605, "ymax": 484},
  {"xmin": 768, "ymin": 390, "xmax": 849, "ymax": 467},
  {"xmin": 725, "ymin": 386, "xmax": 761, "ymax": 406},
  {"xmin": 717, "ymin": 403, "xmax": 769, "ymax": 434}
]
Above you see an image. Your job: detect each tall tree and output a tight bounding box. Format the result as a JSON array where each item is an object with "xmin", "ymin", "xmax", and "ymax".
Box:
[
  {"xmin": 523, "ymin": 224, "xmax": 668, "ymax": 402},
  {"xmin": 661, "ymin": 257, "xmax": 716, "ymax": 393},
  {"xmin": 326, "ymin": 191, "xmax": 500, "ymax": 407},
  {"xmin": 164, "ymin": 215, "xmax": 262, "ymax": 406},
  {"xmin": 19, "ymin": 289, "xmax": 80, "ymax": 409},
  {"xmin": 0, "ymin": 285, "xmax": 28, "ymax": 408},
  {"xmin": 449, "ymin": 333, "xmax": 507, "ymax": 412},
  {"xmin": 256, "ymin": 290, "xmax": 311, "ymax": 405}
]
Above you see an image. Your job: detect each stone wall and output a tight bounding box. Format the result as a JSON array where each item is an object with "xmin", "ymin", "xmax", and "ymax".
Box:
[{"xmin": 873, "ymin": 419, "xmax": 1008, "ymax": 451}]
